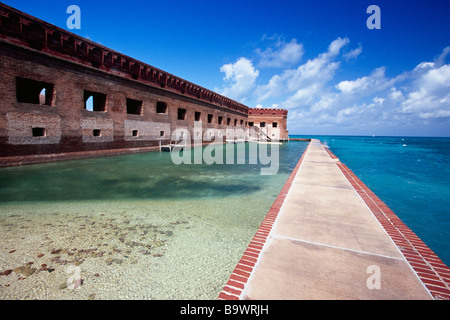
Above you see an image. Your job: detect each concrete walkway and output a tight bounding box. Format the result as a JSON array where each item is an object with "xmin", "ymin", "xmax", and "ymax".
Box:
[{"xmin": 219, "ymin": 139, "xmax": 450, "ymax": 300}]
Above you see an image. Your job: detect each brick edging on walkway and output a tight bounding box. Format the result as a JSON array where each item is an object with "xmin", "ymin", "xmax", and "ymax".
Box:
[
  {"xmin": 218, "ymin": 140, "xmax": 450, "ymax": 300},
  {"xmin": 217, "ymin": 142, "xmax": 311, "ymax": 300},
  {"xmin": 324, "ymin": 146, "xmax": 450, "ymax": 300}
]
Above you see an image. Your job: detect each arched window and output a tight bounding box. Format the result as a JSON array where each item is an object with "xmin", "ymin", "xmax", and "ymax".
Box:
[
  {"xmin": 39, "ymin": 88, "xmax": 46, "ymax": 105},
  {"xmin": 85, "ymin": 95, "xmax": 94, "ymax": 112}
]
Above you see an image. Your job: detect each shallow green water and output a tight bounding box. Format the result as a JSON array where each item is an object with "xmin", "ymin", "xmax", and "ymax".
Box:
[{"xmin": 0, "ymin": 142, "xmax": 307, "ymax": 299}]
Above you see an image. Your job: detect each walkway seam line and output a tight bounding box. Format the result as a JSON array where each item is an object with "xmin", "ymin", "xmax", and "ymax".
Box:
[
  {"xmin": 325, "ymin": 146, "xmax": 450, "ymax": 300},
  {"xmin": 330, "ymin": 155, "xmax": 433, "ymax": 297},
  {"xmin": 271, "ymin": 234, "xmax": 407, "ymax": 262},
  {"xmin": 238, "ymin": 142, "xmax": 310, "ymax": 299},
  {"xmin": 217, "ymin": 141, "xmax": 311, "ymax": 300}
]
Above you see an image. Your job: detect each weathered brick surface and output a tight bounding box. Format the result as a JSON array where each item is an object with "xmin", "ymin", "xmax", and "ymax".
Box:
[
  {"xmin": 0, "ymin": 3, "xmax": 288, "ymax": 165},
  {"xmin": 248, "ymin": 108, "xmax": 289, "ymax": 141}
]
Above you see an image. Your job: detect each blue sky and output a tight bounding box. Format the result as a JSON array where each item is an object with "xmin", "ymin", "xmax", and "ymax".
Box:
[{"xmin": 4, "ymin": 0, "xmax": 450, "ymax": 136}]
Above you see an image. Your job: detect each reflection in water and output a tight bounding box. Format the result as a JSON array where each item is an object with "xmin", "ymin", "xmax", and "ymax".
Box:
[
  {"xmin": 0, "ymin": 143, "xmax": 304, "ymax": 202},
  {"xmin": 0, "ymin": 142, "xmax": 308, "ymax": 299}
]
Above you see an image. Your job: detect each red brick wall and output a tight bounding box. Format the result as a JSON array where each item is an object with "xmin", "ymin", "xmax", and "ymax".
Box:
[
  {"xmin": 0, "ymin": 42, "xmax": 248, "ymax": 158},
  {"xmin": 248, "ymin": 109, "xmax": 289, "ymax": 141},
  {"xmin": 0, "ymin": 3, "xmax": 288, "ymax": 165}
]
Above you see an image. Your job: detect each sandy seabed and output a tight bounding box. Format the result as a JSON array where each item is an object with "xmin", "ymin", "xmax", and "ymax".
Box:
[{"xmin": 0, "ymin": 198, "xmax": 259, "ymax": 300}]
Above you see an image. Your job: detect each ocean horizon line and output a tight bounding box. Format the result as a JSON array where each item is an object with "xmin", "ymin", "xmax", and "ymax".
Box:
[{"xmin": 289, "ymin": 134, "xmax": 450, "ymax": 139}]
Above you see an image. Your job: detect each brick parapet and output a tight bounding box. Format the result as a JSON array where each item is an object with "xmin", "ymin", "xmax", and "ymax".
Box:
[
  {"xmin": 248, "ymin": 108, "xmax": 288, "ymax": 116},
  {"xmin": 0, "ymin": 3, "xmax": 248, "ymax": 116}
]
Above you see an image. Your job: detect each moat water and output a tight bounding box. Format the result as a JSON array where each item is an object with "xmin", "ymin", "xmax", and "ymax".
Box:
[{"xmin": 0, "ymin": 142, "xmax": 308, "ymax": 299}]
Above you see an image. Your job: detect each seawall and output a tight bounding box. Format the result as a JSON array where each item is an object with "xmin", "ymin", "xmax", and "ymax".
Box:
[
  {"xmin": 0, "ymin": 3, "xmax": 287, "ymax": 166},
  {"xmin": 218, "ymin": 139, "xmax": 450, "ymax": 300}
]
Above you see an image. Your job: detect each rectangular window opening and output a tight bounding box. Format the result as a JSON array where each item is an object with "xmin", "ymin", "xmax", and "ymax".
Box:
[
  {"xmin": 16, "ymin": 77, "xmax": 54, "ymax": 106},
  {"xmin": 84, "ymin": 90, "xmax": 106, "ymax": 112},
  {"xmin": 249, "ymin": 122, "xmax": 254, "ymax": 127},
  {"xmin": 160, "ymin": 131, "xmax": 165, "ymax": 137},
  {"xmin": 93, "ymin": 129, "xmax": 102, "ymax": 137},
  {"xmin": 234, "ymin": 119, "xmax": 238, "ymax": 126},
  {"xmin": 207, "ymin": 114, "xmax": 213, "ymax": 124},
  {"xmin": 260, "ymin": 122, "xmax": 266, "ymax": 128},
  {"xmin": 156, "ymin": 101, "xmax": 168, "ymax": 114},
  {"xmin": 227, "ymin": 118, "xmax": 231, "ymax": 126},
  {"xmin": 178, "ymin": 108, "xmax": 187, "ymax": 121},
  {"xmin": 132, "ymin": 130, "xmax": 139, "ymax": 137},
  {"xmin": 273, "ymin": 122, "xmax": 278, "ymax": 128},
  {"xmin": 126, "ymin": 98, "xmax": 143, "ymax": 115},
  {"xmin": 218, "ymin": 116, "xmax": 223, "ymax": 125},
  {"xmin": 32, "ymin": 127, "xmax": 46, "ymax": 137},
  {"xmin": 195, "ymin": 111, "xmax": 201, "ymax": 122}
]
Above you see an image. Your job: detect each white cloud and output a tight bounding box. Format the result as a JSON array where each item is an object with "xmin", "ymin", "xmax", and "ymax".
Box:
[
  {"xmin": 344, "ymin": 44, "xmax": 363, "ymax": 61},
  {"xmin": 283, "ymin": 44, "xmax": 450, "ymax": 134},
  {"xmin": 389, "ymin": 87, "xmax": 404, "ymax": 101},
  {"xmin": 336, "ymin": 67, "xmax": 392, "ymax": 95},
  {"xmin": 327, "ymin": 37, "xmax": 350, "ymax": 57},
  {"xmin": 326, "ymin": 48, "xmax": 450, "ymax": 131},
  {"xmin": 256, "ymin": 38, "xmax": 304, "ymax": 68},
  {"xmin": 373, "ymin": 97, "xmax": 385, "ymax": 105},
  {"xmin": 401, "ymin": 64, "xmax": 450, "ymax": 119},
  {"xmin": 284, "ymin": 58, "xmax": 340, "ymax": 92},
  {"xmin": 216, "ymin": 57, "xmax": 259, "ymax": 102},
  {"xmin": 255, "ymin": 37, "xmax": 349, "ymax": 105},
  {"xmin": 218, "ymin": 37, "xmax": 450, "ymax": 135},
  {"xmin": 435, "ymin": 46, "xmax": 450, "ymax": 67},
  {"xmin": 415, "ymin": 62, "xmax": 435, "ymax": 70},
  {"xmin": 254, "ymin": 74, "xmax": 283, "ymax": 102},
  {"xmin": 284, "ymin": 83, "xmax": 322, "ymax": 108}
]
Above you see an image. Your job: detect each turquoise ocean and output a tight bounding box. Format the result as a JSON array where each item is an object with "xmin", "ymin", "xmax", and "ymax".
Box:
[
  {"xmin": 0, "ymin": 137, "xmax": 448, "ymax": 299},
  {"xmin": 292, "ymin": 135, "xmax": 450, "ymax": 268}
]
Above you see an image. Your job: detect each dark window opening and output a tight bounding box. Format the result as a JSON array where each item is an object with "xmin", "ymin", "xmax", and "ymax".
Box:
[
  {"xmin": 160, "ymin": 131, "xmax": 165, "ymax": 137},
  {"xmin": 195, "ymin": 112, "xmax": 201, "ymax": 122},
  {"xmin": 208, "ymin": 114, "xmax": 213, "ymax": 124},
  {"xmin": 218, "ymin": 116, "xmax": 223, "ymax": 125},
  {"xmin": 132, "ymin": 130, "xmax": 139, "ymax": 137},
  {"xmin": 260, "ymin": 122, "xmax": 266, "ymax": 127},
  {"xmin": 32, "ymin": 127, "xmax": 46, "ymax": 137},
  {"xmin": 273, "ymin": 122, "xmax": 278, "ymax": 128},
  {"xmin": 84, "ymin": 91, "xmax": 106, "ymax": 112},
  {"xmin": 126, "ymin": 98, "xmax": 143, "ymax": 115},
  {"xmin": 240, "ymin": 120, "xmax": 244, "ymax": 125},
  {"xmin": 16, "ymin": 77, "xmax": 54, "ymax": 105},
  {"xmin": 227, "ymin": 118, "xmax": 231, "ymax": 126},
  {"xmin": 178, "ymin": 108, "xmax": 187, "ymax": 120},
  {"xmin": 93, "ymin": 129, "xmax": 102, "ymax": 137},
  {"xmin": 156, "ymin": 101, "xmax": 168, "ymax": 114},
  {"xmin": 234, "ymin": 119, "xmax": 238, "ymax": 126},
  {"xmin": 249, "ymin": 122, "xmax": 254, "ymax": 127}
]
